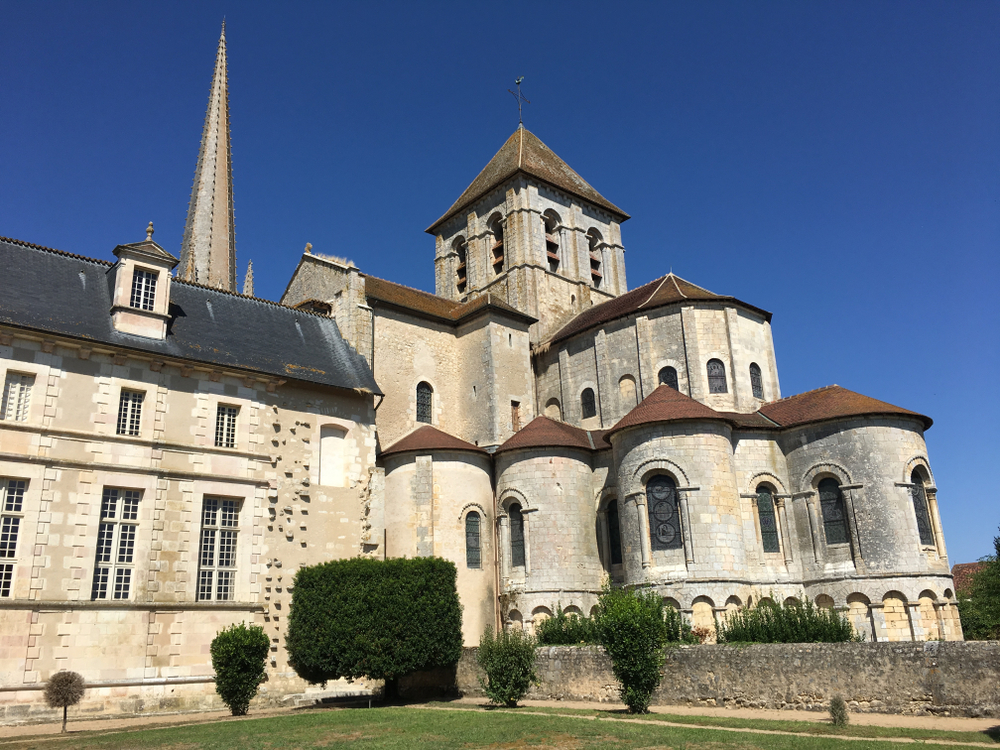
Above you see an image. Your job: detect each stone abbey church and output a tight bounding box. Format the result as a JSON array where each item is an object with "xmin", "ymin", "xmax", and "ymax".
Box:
[{"xmin": 0, "ymin": 27, "xmax": 961, "ymax": 717}]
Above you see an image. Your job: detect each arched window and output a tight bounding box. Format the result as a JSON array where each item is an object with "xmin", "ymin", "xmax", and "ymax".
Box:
[
  {"xmin": 910, "ymin": 469, "xmax": 935, "ymax": 547},
  {"xmin": 580, "ymin": 388, "xmax": 597, "ymax": 420},
  {"xmin": 509, "ymin": 504, "xmax": 525, "ymax": 568},
  {"xmin": 489, "ymin": 214, "xmax": 505, "ymax": 275},
  {"xmin": 587, "ymin": 229, "xmax": 603, "ymax": 288},
  {"xmin": 749, "ymin": 362, "xmax": 763, "ymax": 399},
  {"xmin": 756, "ymin": 484, "xmax": 780, "ymax": 553},
  {"xmin": 818, "ymin": 478, "xmax": 849, "ymax": 545},
  {"xmin": 465, "ymin": 511, "xmax": 481, "ymax": 568},
  {"xmin": 618, "ymin": 375, "xmax": 637, "ymax": 409},
  {"xmin": 646, "ymin": 475, "xmax": 683, "ymax": 551},
  {"xmin": 543, "ymin": 210, "xmax": 561, "ymax": 272},
  {"xmin": 658, "ymin": 366, "xmax": 678, "ymax": 390},
  {"xmin": 607, "ymin": 499, "xmax": 623, "ymax": 566},
  {"xmin": 707, "ymin": 359, "xmax": 727, "ymax": 394},
  {"xmin": 416, "ymin": 382, "xmax": 433, "ymax": 423},
  {"xmin": 453, "ymin": 237, "xmax": 468, "ymax": 295}
]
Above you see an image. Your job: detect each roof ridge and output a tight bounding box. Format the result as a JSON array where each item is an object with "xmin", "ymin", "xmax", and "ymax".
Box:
[
  {"xmin": 764, "ymin": 384, "xmax": 841, "ymax": 405},
  {"xmin": 0, "ymin": 236, "xmax": 114, "ymax": 266},
  {"xmin": 366, "ymin": 274, "xmax": 458, "ymax": 307},
  {"xmin": 670, "ymin": 274, "xmax": 687, "ymax": 299},
  {"xmin": 636, "ymin": 275, "xmax": 670, "ymax": 310}
]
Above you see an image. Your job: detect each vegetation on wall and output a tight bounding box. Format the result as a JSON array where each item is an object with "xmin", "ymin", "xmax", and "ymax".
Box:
[
  {"xmin": 211, "ymin": 623, "xmax": 270, "ymax": 716},
  {"xmin": 285, "ymin": 557, "xmax": 463, "ymax": 697},
  {"xmin": 477, "ymin": 626, "xmax": 538, "ymax": 707},
  {"xmin": 535, "ymin": 605, "xmax": 599, "ymax": 645},
  {"xmin": 716, "ymin": 598, "xmax": 861, "ymax": 644},
  {"xmin": 958, "ymin": 526, "xmax": 1000, "ymax": 640}
]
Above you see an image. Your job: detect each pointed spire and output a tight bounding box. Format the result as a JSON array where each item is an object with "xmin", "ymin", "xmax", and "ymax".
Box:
[
  {"xmin": 180, "ymin": 22, "xmax": 237, "ymax": 291},
  {"xmin": 242, "ymin": 260, "xmax": 254, "ymax": 297}
]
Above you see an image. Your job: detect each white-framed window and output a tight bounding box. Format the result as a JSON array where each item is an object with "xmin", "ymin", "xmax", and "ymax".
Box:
[
  {"xmin": 91, "ymin": 487, "xmax": 141, "ymax": 600},
  {"xmin": 116, "ymin": 389, "xmax": 144, "ymax": 436},
  {"xmin": 198, "ymin": 497, "xmax": 240, "ymax": 601},
  {"xmin": 130, "ymin": 268, "xmax": 158, "ymax": 311},
  {"xmin": 0, "ymin": 479, "xmax": 27, "ymax": 598},
  {"xmin": 2, "ymin": 372, "xmax": 34, "ymax": 423},
  {"xmin": 214, "ymin": 405, "xmax": 239, "ymax": 449}
]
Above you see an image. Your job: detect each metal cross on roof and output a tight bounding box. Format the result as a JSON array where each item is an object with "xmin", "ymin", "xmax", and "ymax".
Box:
[{"xmin": 508, "ymin": 77, "xmax": 530, "ymax": 126}]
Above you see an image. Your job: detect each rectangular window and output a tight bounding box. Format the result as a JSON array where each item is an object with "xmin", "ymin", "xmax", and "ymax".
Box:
[
  {"xmin": 116, "ymin": 390, "xmax": 144, "ymax": 436},
  {"xmin": 130, "ymin": 269, "xmax": 157, "ymax": 311},
  {"xmin": 511, "ymin": 401, "xmax": 521, "ymax": 432},
  {"xmin": 91, "ymin": 487, "xmax": 140, "ymax": 600},
  {"xmin": 198, "ymin": 497, "xmax": 240, "ymax": 601},
  {"xmin": 2, "ymin": 372, "xmax": 34, "ymax": 423},
  {"xmin": 215, "ymin": 405, "xmax": 239, "ymax": 448},
  {"xmin": 0, "ymin": 479, "xmax": 26, "ymax": 597}
]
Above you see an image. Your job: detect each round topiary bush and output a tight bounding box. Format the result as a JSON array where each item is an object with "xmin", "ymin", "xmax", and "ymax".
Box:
[
  {"xmin": 43, "ymin": 671, "xmax": 85, "ymax": 732},
  {"xmin": 210, "ymin": 622, "xmax": 270, "ymax": 715}
]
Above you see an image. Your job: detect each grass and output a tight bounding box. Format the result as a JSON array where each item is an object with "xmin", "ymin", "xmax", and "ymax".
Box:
[{"xmin": 1, "ymin": 705, "xmax": 998, "ymax": 750}]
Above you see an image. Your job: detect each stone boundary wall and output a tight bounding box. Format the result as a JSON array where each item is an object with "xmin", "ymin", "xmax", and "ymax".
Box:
[{"xmin": 457, "ymin": 642, "xmax": 1000, "ymax": 717}]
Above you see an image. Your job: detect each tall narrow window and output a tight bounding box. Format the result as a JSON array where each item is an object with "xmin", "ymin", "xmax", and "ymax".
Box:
[
  {"xmin": 658, "ymin": 367, "xmax": 678, "ymax": 390},
  {"xmin": 0, "ymin": 479, "xmax": 27, "ymax": 598},
  {"xmin": 707, "ymin": 359, "xmax": 727, "ymax": 394},
  {"xmin": 130, "ymin": 268, "xmax": 157, "ymax": 311},
  {"xmin": 607, "ymin": 500, "xmax": 623, "ymax": 566},
  {"xmin": 749, "ymin": 363, "xmax": 764, "ymax": 399},
  {"xmin": 543, "ymin": 211, "xmax": 560, "ymax": 272},
  {"xmin": 818, "ymin": 478, "xmax": 849, "ymax": 545},
  {"xmin": 215, "ymin": 405, "xmax": 239, "ymax": 448},
  {"xmin": 116, "ymin": 390, "xmax": 144, "ymax": 436},
  {"xmin": 910, "ymin": 470, "xmax": 935, "ymax": 547},
  {"xmin": 91, "ymin": 488, "xmax": 141, "ymax": 600},
  {"xmin": 466, "ymin": 511, "xmax": 481, "ymax": 569},
  {"xmin": 489, "ymin": 215, "xmax": 505, "ymax": 275},
  {"xmin": 416, "ymin": 382, "xmax": 433, "ymax": 424},
  {"xmin": 647, "ymin": 475, "xmax": 683, "ymax": 551},
  {"xmin": 587, "ymin": 229, "xmax": 603, "ymax": 288},
  {"xmin": 581, "ymin": 388, "xmax": 597, "ymax": 420},
  {"xmin": 756, "ymin": 484, "xmax": 780, "ymax": 553},
  {"xmin": 198, "ymin": 497, "xmax": 240, "ymax": 601},
  {"xmin": 454, "ymin": 237, "xmax": 468, "ymax": 295},
  {"xmin": 509, "ymin": 504, "xmax": 525, "ymax": 568},
  {"xmin": 2, "ymin": 372, "xmax": 33, "ymax": 422},
  {"xmin": 511, "ymin": 401, "xmax": 521, "ymax": 432}
]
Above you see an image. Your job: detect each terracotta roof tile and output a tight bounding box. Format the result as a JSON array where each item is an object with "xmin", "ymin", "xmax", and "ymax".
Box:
[
  {"xmin": 951, "ymin": 562, "xmax": 987, "ymax": 596},
  {"xmin": 365, "ymin": 276, "xmax": 535, "ymax": 325},
  {"xmin": 758, "ymin": 385, "xmax": 932, "ymax": 430},
  {"xmin": 497, "ymin": 416, "xmax": 609, "ymax": 454},
  {"xmin": 716, "ymin": 411, "xmax": 780, "ymax": 430},
  {"xmin": 427, "ymin": 127, "xmax": 628, "ymax": 233},
  {"xmin": 609, "ymin": 384, "xmax": 728, "ymax": 435},
  {"xmin": 542, "ymin": 273, "xmax": 771, "ymax": 349},
  {"xmin": 380, "ymin": 425, "xmax": 486, "ymax": 458}
]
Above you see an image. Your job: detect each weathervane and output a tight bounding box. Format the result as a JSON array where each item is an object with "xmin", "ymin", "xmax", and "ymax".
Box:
[{"xmin": 508, "ymin": 77, "xmax": 530, "ymax": 125}]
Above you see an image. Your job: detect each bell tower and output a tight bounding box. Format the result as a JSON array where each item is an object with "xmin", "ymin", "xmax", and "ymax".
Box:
[{"xmin": 427, "ymin": 126, "xmax": 630, "ymax": 343}]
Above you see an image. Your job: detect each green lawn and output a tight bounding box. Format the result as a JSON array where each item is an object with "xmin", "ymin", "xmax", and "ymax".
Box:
[{"xmin": 2, "ymin": 705, "xmax": 998, "ymax": 750}]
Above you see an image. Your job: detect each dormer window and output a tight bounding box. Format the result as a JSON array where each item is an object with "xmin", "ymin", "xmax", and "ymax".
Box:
[
  {"xmin": 489, "ymin": 214, "xmax": 505, "ymax": 275},
  {"xmin": 130, "ymin": 269, "xmax": 158, "ymax": 311},
  {"xmin": 543, "ymin": 210, "xmax": 561, "ymax": 273},
  {"xmin": 587, "ymin": 229, "xmax": 603, "ymax": 288}
]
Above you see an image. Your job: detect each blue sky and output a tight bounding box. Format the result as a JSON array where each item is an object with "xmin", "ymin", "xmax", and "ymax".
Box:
[{"xmin": 2, "ymin": 2, "xmax": 997, "ymax": 563}]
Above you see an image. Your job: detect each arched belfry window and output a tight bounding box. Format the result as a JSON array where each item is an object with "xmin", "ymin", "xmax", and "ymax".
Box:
[
  {"xmin": 749, "ymin": 362, "xmax": 763, "ymax": 399},
  {"xmin": 647, "ymin": 475, "xmax": 683, "ymax": 551},
  {"xmin": 818, "ymin": 478, "xmax": 849, "ymax": 545},
  {"xmin": 489, "ymin": 214, "xmax": 505, "ymax": 276},
  {"xmin": 587, "ymin": 229, "xmax": 603, "ymax": 288},
  {"xmin": 416, "ymin": 382, "xmax": 433, "ymax": 424},
  {"xmin": 910, "ymin": 469, "xmax": 935, "ymax": 547},
  {"xmin": 466, "ymin": 511, "xmax": 481, "ymax": 568},
  {"xmin": 508, "ymin": 504, "xmax": 525, "ymax": 568},
  {"xmin": 658, "ymin": 366, "xmax": 678, "ymax": 390},
  {"xmin": 607, "ymin": 500, "xmax": 623, "ymax": 566},
  {"xmin": 454, "ymin": 237, "xmax": 468, "ymax": 295},
  {"xmin": 707, "ymin": 359, "xmax": 727, "ymax": 394},
  {"xmin": 543, "ymin": 210, "xmax": 561, "ymax": 272},
  {"xmin": 581, "ymin": 388, "xmax": 597, "ymax": 420},
  {"xmin": 756, "ymin": 484, "xmax": 780, "ymax": 553}
]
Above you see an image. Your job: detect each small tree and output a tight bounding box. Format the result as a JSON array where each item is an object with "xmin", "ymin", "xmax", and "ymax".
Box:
[
  {"xmin": 477, "ymin": 626, "xmax": 538, "ymax": 706},
  {"xmin": 211, "ymin": 622, "xmax": 270, "ymax": 715},
  {"xmin": 43, "ymin": 671, "xmax": 85, "ymax": 733},
  {"xmin": 958, "ymin": 527, "xmax": 1000, "ymax": 640},
  {"xmin": 535, "ymin": 605, "xmax": 599, "ymax": 645},
  {"xmin": 829, "ymin": 694, "xmax": 850, "ymax": 726}
]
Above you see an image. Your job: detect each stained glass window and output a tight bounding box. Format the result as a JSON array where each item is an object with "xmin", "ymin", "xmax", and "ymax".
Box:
[
  {"xmin": 658, "ymin": 367, "xmax": 678, "ymax": 390},
  {"xmin": 818, "ymin": 478, "xmax": 849, "ymax": 545},
  {"xmin": 607, "ymin": 500, "xmax": 623, "ymax": 565},
  {"xmin": 581, "ymin": 388, "xmax": 596, "ymax": 420},
  {"xmin": 509, "ymin": 504, "xmax": 525, "ymax": 568},
  {"xmin": 707, "ymin": 359, "xmax": 727, "ymax": 394},
  {"xmin": 647, "ymin": 475, "xmax": 683, "ymax": 551},
  {"xmin": 756, "ymin": 485, "xmax": 780, "ymax": 553},
  {"xmin": 416, "ymin": 382, "xmax": 433, "ymax": 423},
  {"xmin": 466, "ymin": 511, "xmax": 481, "ymax": 569},
  {"xmin": 910, "ymin": 470, "xmax": 935, "ymax": 547},
  {"xmin": 750, "ymin": 363, "xmax": 763, "ymax": 399}
]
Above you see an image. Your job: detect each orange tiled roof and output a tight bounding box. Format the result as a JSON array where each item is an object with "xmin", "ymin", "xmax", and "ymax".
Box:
[
  {"xmin": 365, "ymin": 276, "xmax": 535, "ymax": 325},
  {"xmin": 759, "ymin": 385, "xmax": 932, "ymax": 430},
  {"xmin": 497, "ymin": 416, "xmax": 610, "ymax": 454},
  {"xmin": 951, "ymin": 562, "xmax": 987, "ymax": 595},
  {"xmin": 380, "ymin": 425, "xmax": 486, "ymax": 458},
  {"xmin": 610, "ymin": 384, "xmax": 728, "ymax": 435}
]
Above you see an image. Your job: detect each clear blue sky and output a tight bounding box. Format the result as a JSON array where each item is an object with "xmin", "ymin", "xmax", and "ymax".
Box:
[{"xmin": 2, "ymin": 2, "xmax": 997, "ymax": 564}]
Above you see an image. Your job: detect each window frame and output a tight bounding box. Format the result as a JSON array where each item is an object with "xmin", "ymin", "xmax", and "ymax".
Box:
[
  {"xmin": 647, "ymin": 474, "xmax": 683, "ymax": 552},
  {"xmin": 214, "ymin": 404, "xmax": 239, "ymax": 449},
  {"xmin": 707, "ymin": 359, "xmax": 728, "ymax": 394},
  {"xmin": 416, "ymin": 381, "xmax": 433, "ymax": 424},
  {"xmin": 658, "ymin": 366, "xmax": 678, "ymax": 390},
  {"xmin": 465, "ymin": 511, "xmax": 482, "ymax": 569},
  {"xmin": 606, "ymin": 498, "xmax": 623, "ymax": 566},
  {"xmin": 508, "ymin": 503, "xmax": 525, "ymax": 569},
  {"xmin": 197, "ymin": 496, "xmax": 241, "ymax": 602},
  {"xmin": 91, "ymin": 487, "xmax": 141, "ymax": 601},
  {"xmin": 749, "ymin": 362, "xmax": 764, "ymax": 399},
  {"xmin": 116, "ymin": 389, "xmax": 145, "ymax": 436},
  {"xmin": 580, "ymin": 388, "xmax": 597, "ymax": 420},
  {"xmin": 910, "ymin": 470, "xmax": 935, "ymax": 547},
  {"xmin": 129, "ymin": 267, "xmax": 158, "ymax": 311},
  {"xmin": 817, "ymin": 478, "xmax": 850, "ymax": 546},
  {"xmin": 0, "ymin": 478, "xmax": 27, "ymax": 598},
  {"xmin": 755, "ymin": 484, "xmax": 780, "ymax": 554}
]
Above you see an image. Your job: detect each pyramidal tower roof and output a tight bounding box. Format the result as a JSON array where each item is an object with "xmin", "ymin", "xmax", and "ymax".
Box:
[
  {"xmin": 180, "ymin": 22, "xmax": 236, "ymax": 291},
  {"xmin": 427, "ymin": 125, "xmax": 629, "ymax": 233}
]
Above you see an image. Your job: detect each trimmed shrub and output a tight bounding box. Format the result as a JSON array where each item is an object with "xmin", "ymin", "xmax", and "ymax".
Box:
[
  {"xmin": 43, "ymin": 671, "xmax": 85, "ymax": 733},
  {"xmin": 285, "ymin": 556, "xmax": 463, "ymax": 697},
  {"xmin": 477, "ymin": 626, "xmax": 538, "ymax": 706},
  {"xmin": 829, "ymin": 694, "xmax": 850, "ymax": 726},
  {"xmin": 211, "ymin": 622, "xmax": 270, "ymax": 715},
  {"xmin": 716, "ymin": 598, "xmax": 861, "ymax": 643},
  {"xmin": 536, "ymin": 605, "xmax": 599, "ymax": 645},
  {"xmin": 958, "ymin": 527, "xmax": 1000, "ymax": 640}
]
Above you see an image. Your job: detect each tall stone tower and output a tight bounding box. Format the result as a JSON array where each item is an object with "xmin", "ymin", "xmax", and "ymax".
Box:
[
  {"xmin": 427, "ymin": 125, "xmax": 629, "ymax": 343},
  {"xmin": 180, "ymin": 22, "xmax": 237, "ymax": 290}
]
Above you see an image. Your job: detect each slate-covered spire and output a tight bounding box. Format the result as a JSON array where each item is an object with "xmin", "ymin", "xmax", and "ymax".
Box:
[
  {"xmin": 242, "ymin": 260, "xmax": 254, "ymax": 297},
  {"xmin": 180, "ymin": 22, "xmax": 236, "ymax": 291}
]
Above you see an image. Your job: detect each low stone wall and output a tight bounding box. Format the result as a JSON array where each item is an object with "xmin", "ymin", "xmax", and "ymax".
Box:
[{"xmin": 458, "ymin": 642, "xmax": 1000, "ymax": 717}]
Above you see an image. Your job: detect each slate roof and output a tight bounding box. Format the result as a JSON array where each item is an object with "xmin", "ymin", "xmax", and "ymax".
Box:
[
  {"xmin": 0, "ymin": 236, "xmax": 381, "ymax": 394},
  {"xmin": 610, "ymin": 385, "xmax": 729, "ymax": 435},
  {"xmin": 380, "ymin": 425, "xmax": 487, "ymax": 458},
  {"xmin": 951, "ymin": 563, "xmax": 986, "ymax": 596},
  {"xmin": 365, "ymin": 275, "xmax": 535, "ymax": 325},
  {"xmin": 759, "ymin": 385, "xmax": 931, "ymax": 430},
  {"xmin": 497, "ymin": 416, "xmax": 611, "ymax": 454},
  {"xmin": 427, "ymin": 126, "xmax": 629, "ymax": 233},
  {"xmin": 543, "ymin": 274, "xmax": 772, "ymax": 350}
]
